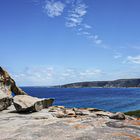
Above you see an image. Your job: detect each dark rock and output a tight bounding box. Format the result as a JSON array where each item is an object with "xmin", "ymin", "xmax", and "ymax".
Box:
[
  {"xmin": 106, "ymin": 121, "xmax": 125, "ymax": 128},
  {"xmin": 109, "ymin": 112, "xmax": 126, "ymax": 120}
]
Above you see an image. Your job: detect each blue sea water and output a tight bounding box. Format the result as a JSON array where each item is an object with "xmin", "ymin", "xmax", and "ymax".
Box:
[{"xmin": 21, "ymin": 87, "xmax": 140, "ymax": 112}]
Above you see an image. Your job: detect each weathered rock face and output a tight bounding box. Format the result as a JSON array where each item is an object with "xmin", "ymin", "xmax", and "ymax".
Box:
[
  {"xmin": 0, "ymin": 67, "xmax": 28, "ymax": 96},
  {"xmin": 109, "ymin": 112, "xmax": 126, "ymax": 120},
  {"xmin": 0, "ymin": 89, "xmax": 13, "ymax": 111},
  {"xmin": 0, "ymin": 105, "xmax": 139, "ymax": 140},
  {"xmin": 13, "ymin": 95, "xmax": 54, "ymax": 112},
  {"xmin": 0, "ymin": 67, "xmax": 55, "ymax": 112}
]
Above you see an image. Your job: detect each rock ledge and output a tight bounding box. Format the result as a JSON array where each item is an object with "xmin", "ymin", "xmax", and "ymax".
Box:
[{"xmin": 0, "ymin": 105, "xmax": 140, "ymax": 140}]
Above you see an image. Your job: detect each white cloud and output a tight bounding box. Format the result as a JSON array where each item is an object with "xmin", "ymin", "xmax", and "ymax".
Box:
[
  {"xmin": 127, "ymin": 55, "xmax": 140, "ymax": 64},
  {"xmin": 66, "ymin": 3, "xmax": 87, "ymax": 27},
  {"xmin": 60, "ymin": 68, "xmax": 103, "ymax": 84},
  {"xmin": 12, "ymin": 66, "xmax": 55, "ymax": 86},
  {"xmin": 94, "ymin": 39, "xmax": 102, "ymax": 45},
  {"xmin": 79, "ymin": 31, "xmax": 90, "ymax": 35},
  {"xmin": 82, "ymin": 24, "xmax": 92, "ymax": 29},
  {"xmin": 12, "ymin": 66, "xmax": 103, "ymax": 86},
  {"xmin": 44, "ymin": 0, "xmax": 65, "ymax": 17},
  {"xmin": 79, "ymin": 69, "xmax": 102, "ymax": 76},
  {"xmin": 87, "ymin": 35, "xmax": 102, "ymax": 45},
  {"xmin": 65, "ymin": 0, "xmax": 75, "ymax": 4},
  {"xmin": 42, "ymin": 0, "xmax": 103, "ymax": 46}
]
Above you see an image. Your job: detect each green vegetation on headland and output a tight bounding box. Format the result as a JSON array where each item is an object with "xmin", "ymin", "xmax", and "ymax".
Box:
[
  {"xmin": 55, "ymin": 78, "xmax": 140, "ymax": 88},
  {"xmin": 125, "ymin": 110, "xmax": 140, "ymax": 118}
]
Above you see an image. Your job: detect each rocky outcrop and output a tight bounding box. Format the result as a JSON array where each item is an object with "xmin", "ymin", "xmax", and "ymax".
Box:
[
  {"xmin": 0, "ymin": 105, "xmax": 140, "ymax": 140},
  {"xmin": 0, "ymin": 67, "xmax": 54, "ymax": 112},
  {"xmin": 13, "ymin": 95, "xmax": 54, "ymax": 112},
  {"xmin": 0, "ymin": 67, "xmax": 28, "ymax": 96},
  {"xmin": 109, "ymin": 112, "xmax": 126, "ymax": 120}
]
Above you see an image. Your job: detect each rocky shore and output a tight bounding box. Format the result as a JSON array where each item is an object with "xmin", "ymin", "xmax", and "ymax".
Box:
[
  {"xmin": 0, "ymin": 105, "xmax": 140, "ymax": 140},
  {"xmin": 0, "ymin": 67, "xmax": 140, "ymax": 140}
]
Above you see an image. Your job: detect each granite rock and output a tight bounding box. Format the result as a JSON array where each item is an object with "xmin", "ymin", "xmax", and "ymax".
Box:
[
  {"xmin": 13, "ymin": 95, "xmax": 54, "ymax": 112},
  {"xmin": 0, "ymin": 89, "xmax": 13, "ymax": 111},
  {"xmin": 0, "ymin": 67, "xmax": 28, "ymax": 96},
  {"xmin": 109, "ymin": 112, "xmax": 126, "ymax": 120},
  {"xmin": 0, "ymin": 105, "xmax": 139, "ymax": 140}
]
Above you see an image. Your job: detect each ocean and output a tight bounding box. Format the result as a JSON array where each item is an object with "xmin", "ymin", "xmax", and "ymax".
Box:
[{"xmin": 21, "ymin": 87, "xmax": 140, "ymax": 112}]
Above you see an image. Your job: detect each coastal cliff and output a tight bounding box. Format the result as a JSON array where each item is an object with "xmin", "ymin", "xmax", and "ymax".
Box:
[{"xmin": 57, "ymin": 78, "xmax": 140, "ymax": 88}]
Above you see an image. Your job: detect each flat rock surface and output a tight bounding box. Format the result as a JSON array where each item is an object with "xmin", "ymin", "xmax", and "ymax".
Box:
[{"xmin": 0, "ymin": 105, "xmax": 140, "ymax": 140}]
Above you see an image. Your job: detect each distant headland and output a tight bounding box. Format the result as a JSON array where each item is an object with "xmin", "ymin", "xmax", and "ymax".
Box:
[{"xmin": 55, "ymin": 78, "xmax": 140, "ymax": 88}]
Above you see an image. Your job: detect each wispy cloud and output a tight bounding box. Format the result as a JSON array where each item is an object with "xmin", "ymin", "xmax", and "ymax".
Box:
[
  {"xmin": 44, "ymin": 0, "xmax": 65, "ymax": 17},
  {"xmin": 82, "ymin": 34, "xmax": 102, "ymax": 45},
  {"xmin": 42, "ymin": 0, "xmax": 103, "ymax": 46},
  {"xmin": 13, "ymin": 66, "xmax": 55, "ymax": 86},
  {"xmin": 12, "ymin": 66, "xmax": 103, "ymax": 86},
  {"xmin": 58, "ymin": 68, "xmax": 103, "ymax": 84},
  {"xmin": 126, "ymin": 55, "xmax": 140, "ymax": 64},
  {"xmin": 65, "ymin": 1, "xmax": 102, "ymax": 45},
  {"xmin": 82, "ymin": 24, "xmax": 92, "ymax": 29},
  {"xmin": 66, "ymin": 2, "xmax": 87, "ymax": 27},
  {"xmin": 12, "ymin": 65, "xmax": 140, "ymax": 86}
]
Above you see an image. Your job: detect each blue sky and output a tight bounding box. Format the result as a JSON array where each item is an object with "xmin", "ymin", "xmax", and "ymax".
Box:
[{"xmin": 0, "ymin": 0, "xmax": 140, "ymax": 86}]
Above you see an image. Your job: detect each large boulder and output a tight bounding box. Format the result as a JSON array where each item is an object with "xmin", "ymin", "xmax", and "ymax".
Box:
[
  {"xmin": 13, "ymin": 95, "xmax": 54, "ymax": 112},
  {"xmin": 0, "ymin": 89, "xmax": 13, "ymax": 111}
]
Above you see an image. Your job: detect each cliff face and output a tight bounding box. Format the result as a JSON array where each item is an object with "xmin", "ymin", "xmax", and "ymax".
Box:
[{"xmin": 59, "ymin": 79, "xmax": 140, "ymax": 88}]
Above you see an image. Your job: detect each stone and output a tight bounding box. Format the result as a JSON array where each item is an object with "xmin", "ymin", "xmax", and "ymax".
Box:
[
  {"xmin": 48, "ymin": 106, "xmax": 65, "ymax": 112},
  {"xmin": 79, "ymin": 109, "xmax": 91, "ymax": 115},
  {"xmin": 13, "ymin": 95, "xmax": 54, "ymax": 112},
  {"xmin": 87, "ymin": 108, "xmax": 103, "ymax": 112},
  {"xmin": 0, "ymin": 67, "xmax": 28, "ymax": 96},
  {"xmin": 106, "ymin": 121, "xmax": 125, "ymax": 128},
  {"xmin": 75, "ymin": 110, "xmax": 84, "ymax": 116},
  {"xmin": 95, "ymin": 111, "xmax": 113, "ymax": 117},
  {"xmin": 65, "ymin": 109, "xmax": 76, "ymax": 117},
  {"xmin": 0, "ymin": 105, "xmax": 139, "ymax": 140},
  {"xmin": 0, "ymin": 89, "xmax": 13, "ymax": 111},
  {"xmin": 109, "ymin": 112, "xmax": 126, "ymax": 120},
  {"xmin": 52, "ymin": 111, "xmax": 66, "ymax": 118},
  {"xmin": 0, "ymin": 67, "xmax": 55, "ymax": 112}
]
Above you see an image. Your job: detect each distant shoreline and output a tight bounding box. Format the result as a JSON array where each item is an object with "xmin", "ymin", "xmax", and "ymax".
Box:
[
  {"xmin": 54, "ymin": 78, "xmax": 140, "ymax": 88},
  {"xmin": 20, "ymin": 86, "xmax": 140, "ymax": 88}
]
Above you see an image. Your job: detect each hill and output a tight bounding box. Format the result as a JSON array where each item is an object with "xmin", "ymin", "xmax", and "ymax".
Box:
[{"xmin": 56, "ymin": 78, "xmax": 140, "ymax": 88}]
